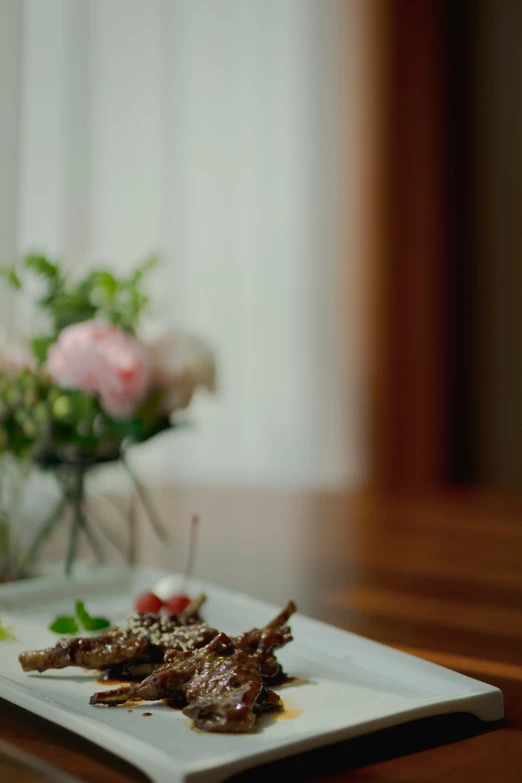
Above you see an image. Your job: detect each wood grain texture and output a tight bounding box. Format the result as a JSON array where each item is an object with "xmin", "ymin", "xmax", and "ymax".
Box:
[
  {"xmin": 1, "ymin": 486, "xmax": 521, "ymax": 782},
  {"xmin": 370, "ymin": 0, "xmax": 449, "ymax": 492}
]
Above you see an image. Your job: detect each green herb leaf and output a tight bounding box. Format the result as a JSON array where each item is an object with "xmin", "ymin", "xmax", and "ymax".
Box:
[
  {"xmin": 0, "ymin": 620, "xmax": 17, "ymax": 641},
  {"xmin": 49, "ymin": 616, "xmax": 79, "ymax": 635},
  {"xmin": 74, "ymin": 600, "xmax": 90, "ymax": 627},
  {"xmin": 84, "ymin": 616, "xmax": 111, "ymax": 631},
  {"xmin": 75, "ymin": 600, "xmax": 111, "ymax": 631}
]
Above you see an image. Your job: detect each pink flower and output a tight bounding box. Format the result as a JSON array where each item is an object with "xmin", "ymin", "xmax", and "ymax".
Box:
[
  {"xmin": 148, "ymin": 333, "xmax": 216, "ymax": 415},
  {"xmin": 46, "ymin": 320, "xmax": 150, "ymax": 419}
]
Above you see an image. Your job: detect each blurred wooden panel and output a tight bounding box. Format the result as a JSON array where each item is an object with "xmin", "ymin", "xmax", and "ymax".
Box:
[
  {"xmin": 473, "ymin": 0, "xmax": 522, "ymax": 487},
  {"xmin": 370, "ymin": 0, "xmax": 448, "ymax": 492},
  {"xmin": 369, "ymin": 0, "xmax": 522, "ymax": 490}
]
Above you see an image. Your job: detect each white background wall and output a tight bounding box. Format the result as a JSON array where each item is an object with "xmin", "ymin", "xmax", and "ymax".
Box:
[
  {"xmin": 0, "ymin": 1, "xmax": 22, "ymax": 319},
  {"xmin": 1, "ymin": 0, "xmax": 373, "ymax": 490}
]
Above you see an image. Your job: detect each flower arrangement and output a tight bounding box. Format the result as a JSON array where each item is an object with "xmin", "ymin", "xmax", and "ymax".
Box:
[
  {"xmin": 0, "ymin": 254, "xmax": 216, "ymax": 578},
  {"xmin": 0, "ymin": 254, "xmax": 216, "ymax": 464}
]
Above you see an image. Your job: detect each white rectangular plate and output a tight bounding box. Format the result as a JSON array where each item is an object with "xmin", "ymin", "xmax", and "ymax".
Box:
[{"xmin": 0, "ymin": 566, "xmax": 503, "ymax": 783}]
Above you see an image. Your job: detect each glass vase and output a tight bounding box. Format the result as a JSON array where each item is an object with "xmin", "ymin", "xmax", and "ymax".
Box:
[{"xmin": 0, "ymin": 455, "xmax": 32, "ymax": 582}]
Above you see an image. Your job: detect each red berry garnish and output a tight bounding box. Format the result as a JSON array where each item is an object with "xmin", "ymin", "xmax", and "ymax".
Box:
[
  {"xmin": 165, "ymin": 594, "xmax": 190, "ymax": 614},
  {"xmin": 134, "ymin": 592, "xmax": 163, "ymax": 613}
]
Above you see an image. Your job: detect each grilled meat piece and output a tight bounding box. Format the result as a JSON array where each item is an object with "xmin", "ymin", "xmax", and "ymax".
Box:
[
  {"xmin": 101, "ymin": 601, "xmax": 297, "ymax": 684},
  {"xmin": 99, "ymin": 661, "xmax": 160, "ymax": 681},
  {"xmin": 19, "ymin": 633, "xmax": 156, "ymax": 673},
  {"xmin": 256, "ymin": 685, "xmax": 284, "ymax": 713},
  {"xmin": 183, "ymin": 640, "xmax": 280, "ymax": 733},
  {"xmin": 232, "ymin": 600, "xmax": 296, "ymax": 683},
  {"xmin": 90, "ymin": 632, "xmax": 281, "ymax": 733},
  {"xmin": 19, "ymin": 614, "xmax": 218, "ymax": 674}
]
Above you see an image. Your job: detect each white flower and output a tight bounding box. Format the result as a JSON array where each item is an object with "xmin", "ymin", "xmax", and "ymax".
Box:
[
  {"xmin": 147, "ymin": 333, "xmax": 216, "ymax": 415},
  {"xmin": 0, "ymin": 330, "xmax": 35, "ymax": 375}
]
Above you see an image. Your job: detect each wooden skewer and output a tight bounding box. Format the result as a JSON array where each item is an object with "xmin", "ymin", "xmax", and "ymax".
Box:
[{"xmin": 181, "ymin": 515, "xmax": 199, "ymax": 592}]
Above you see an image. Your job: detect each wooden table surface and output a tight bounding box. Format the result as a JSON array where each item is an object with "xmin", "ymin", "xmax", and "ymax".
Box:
[{"xmin": 1, "ymin": 486, "xmax": 521, "ymax": 782}]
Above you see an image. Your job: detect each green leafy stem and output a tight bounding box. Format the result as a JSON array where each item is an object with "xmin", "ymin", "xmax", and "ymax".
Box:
[{"xmin": 1, "ymin": 252, "xmax": 158, "ymax": 363}]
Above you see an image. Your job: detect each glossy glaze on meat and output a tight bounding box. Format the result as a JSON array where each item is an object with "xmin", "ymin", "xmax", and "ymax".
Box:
[
  {"xmin": 232, "ymin": 600, "xmax": 296, "ymax": 683},
  {"xmin": 90, "ymin": 632, "xmax": 282, "ymax": 732},
  {"xmin": 99, "ymin": 601, "xmax": 296, "ymax": 685},
  {"xmin": 19, "ymin": 613, "xmax": 216, "ymax": 673},
  {"xmin": 20, "ymin": 598, "xmax": 296, "ymax": 734}
]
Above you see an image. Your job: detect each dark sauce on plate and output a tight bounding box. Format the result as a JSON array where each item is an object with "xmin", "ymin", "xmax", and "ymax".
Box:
[{"xmin": 162, "ymin": 695, "xmax": 188, "ymax": 710}]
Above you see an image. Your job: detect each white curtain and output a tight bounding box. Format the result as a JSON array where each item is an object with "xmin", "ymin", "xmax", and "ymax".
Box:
[{"xmin": 1, "ymin": 0, "xmax": 372, "ymax": 489}]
